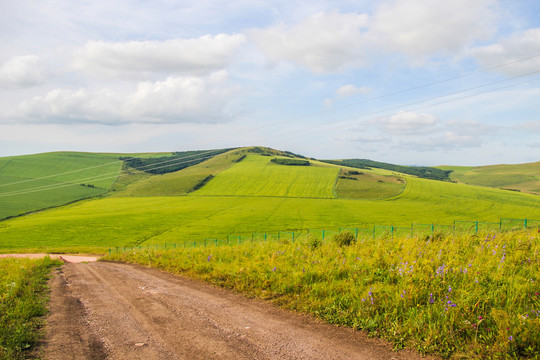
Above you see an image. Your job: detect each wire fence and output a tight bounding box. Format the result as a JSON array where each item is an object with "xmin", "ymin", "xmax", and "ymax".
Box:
[{"xmin": 108, "ymin": 217, "xmax": 540, "ymax": 254}]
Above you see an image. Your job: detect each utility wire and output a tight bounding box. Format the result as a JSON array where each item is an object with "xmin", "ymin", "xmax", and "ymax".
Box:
[{"xmin": 0, "ymin": 151, "xmax": 224, "ymax": 197}]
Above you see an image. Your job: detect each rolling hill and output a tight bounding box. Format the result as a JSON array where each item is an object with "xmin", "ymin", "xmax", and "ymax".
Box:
[
  {"xmin": 0, "ymin": 147, "xmax": 539, "ymax": 251},
  {"xmin": 0, "ymin": 152, "xmax": 124, "ymax": 220},
  {"xmin": 437, "ymin": 161, "xmax": 540, "ymax": 195}
]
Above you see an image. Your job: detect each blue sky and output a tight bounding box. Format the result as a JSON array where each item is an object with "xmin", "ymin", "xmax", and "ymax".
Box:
[{"xmin": 1, "ymin": 0, "xmax": 539, "ymax": 165}]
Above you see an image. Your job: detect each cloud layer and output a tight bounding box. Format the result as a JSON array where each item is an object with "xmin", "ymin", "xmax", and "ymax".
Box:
[
  {"xmin": 15, "ymin": 71, "xmax": 239, "ymax": 125},
  {"xmin": 73, "ymin": 34, "xmax": 247, "ymax": 79}
]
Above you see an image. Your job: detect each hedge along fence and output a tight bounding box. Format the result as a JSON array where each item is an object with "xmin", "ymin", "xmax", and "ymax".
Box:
[{"xmin": 108, "ymin": 217, "xmax": 540, "ymax": 254}]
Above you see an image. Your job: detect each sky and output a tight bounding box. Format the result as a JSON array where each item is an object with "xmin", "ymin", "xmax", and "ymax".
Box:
[{"xmin": 1, "ymin": 0, "xmax": 539, "ymax": 166}]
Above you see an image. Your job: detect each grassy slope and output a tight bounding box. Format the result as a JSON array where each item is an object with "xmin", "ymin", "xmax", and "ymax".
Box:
[
  {"xmin": 113, "ymin": 149, "xmax": 243, "ymax": 197},
  {"xmin": 0, "ymin": 152, "xmax": 124, "ymax": 219},
  {"xmin": 438, "ymin": 162, "xmax": 540, "ymax": 195},
  {"xmin": 0, "ymin": 162, "xmax": 539, "ymax": 250},
  {"xmin": 194, "ymin": 154, "xmax": 339, "ymax": 198},
  {"xmin": 335, "ymin": 168, "xmax": 406, "ymax": 199}
]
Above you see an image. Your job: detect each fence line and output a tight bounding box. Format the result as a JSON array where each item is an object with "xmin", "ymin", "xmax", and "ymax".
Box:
[{"xmin": 108, "ymin": 217, "xmax": 540, "ymax": 254}]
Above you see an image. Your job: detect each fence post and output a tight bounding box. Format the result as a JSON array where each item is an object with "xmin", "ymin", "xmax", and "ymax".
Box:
[
  {"xmin": 355, "ymin": 228, "xmax": 358, "ymax": 239},
  {"xmin": 322, "ymin": 230, "xmax": 325, "ymax": 242},
  {"xmin": 215, "ymin": 239, "xmax": 218, "ymax": 246},
  {"xmin": 292, "ymin": 232, "xmax": 295, "ymax": 242},
  {"xmin": 525, "ymin": 218, "xmax": 528, "ymax": 229},
  {"xmin": 431, "ymin": 223, "xmax": 434, "ymax": 234},
  {"xmin": 391, "ymin": 226, "xmax": 394, "ymax": 238},
  {"xmin": 500, "ymin": 218, "xmax": 502, "ymax": 231},
  {"xmin": 475, "ymin": 221, "xmax": 478, "ymax": 234},
  {"xmin": 373, "ymin": 226, "xmax": 376, "ymax": 239}
]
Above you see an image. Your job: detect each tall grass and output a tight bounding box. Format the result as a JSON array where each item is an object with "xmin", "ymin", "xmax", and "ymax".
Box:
[
  {"xmin": 106, "ymin": 230, "xmax": 540, "ymax": 359},
  {"xmin": 0, "ymin": 257, "xmax": 61, "ymax": 359}
]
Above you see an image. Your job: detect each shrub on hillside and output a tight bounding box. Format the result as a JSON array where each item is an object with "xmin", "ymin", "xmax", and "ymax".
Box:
[
  {"xmin": 270, "ymin": 158, "xmax": 310, "ymax": 166},
  {"xmin": 333, "ymin": 232, "xmax": 356, "ymax": 246}
]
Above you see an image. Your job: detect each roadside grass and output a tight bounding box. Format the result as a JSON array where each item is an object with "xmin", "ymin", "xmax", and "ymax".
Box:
[
  {"xmin": 105, "ymin": 229, "xmax": 540, "ymax": 359},
  {"xmin": 0, "ymin": 256, "xmax": 61, "ymax": 360}
]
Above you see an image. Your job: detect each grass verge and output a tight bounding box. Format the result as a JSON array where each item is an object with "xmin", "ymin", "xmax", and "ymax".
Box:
[
  {"xmin": 0, "ymin": 257, "xmax": 61, "ymax": 359},
  {"xmin": 105, "ymin": 230, "xmax": 540, "ymax": 359}
]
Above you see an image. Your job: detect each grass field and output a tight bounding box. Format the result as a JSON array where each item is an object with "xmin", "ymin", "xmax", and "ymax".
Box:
[
  {"xmin": 0, "ymin": 173, "xmax": 539, "ymax": 251},
  {"xmin": 0, "ymin": 256, "xmax": 61, "ymax": 359},
  {"xmin": 105, "ymin": 229, "xmax": 540, "ymax": 359},
  {"xmin": 0, "ymin": 152, "xmax": 125, "ymax": 219},
  {"xmin": 113, "ymin": 149, "xmax": 243, "ymax": 197},
  {"xmin": 335, "ymin": 169, "xmax": 405, "ymax": 199},
  {"xmin": 438, "ymin": 162, "xmax": 540, "ymax": 195},
  {"xmin": 193, "ymin": 154, "xmax": 339, "ymax": 198}
]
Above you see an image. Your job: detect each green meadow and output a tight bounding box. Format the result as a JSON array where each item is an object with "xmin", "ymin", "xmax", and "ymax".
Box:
[
  {"xmin": 0, "ymin": 152, "xmax": 125, "ymax": 220},
  {"xmin": 0, "ymin": 150, "xmax": 539, "ymax": 251},
  {"xmin": 438, "ymin": 162, "xmax": 540, "ymax": 195}
]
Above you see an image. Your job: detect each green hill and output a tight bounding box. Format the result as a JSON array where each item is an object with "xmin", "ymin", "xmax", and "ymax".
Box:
[
  {"xmin": 1, "ymin": 148, "xmax": 539, "ymax": 251},
  {"xmin": 437, "ymin": 161, "xmax": 540, "ymax": 195},
  {"xmin": 0, "ymin": 152, "xmax": 124, "ymax": 220}
]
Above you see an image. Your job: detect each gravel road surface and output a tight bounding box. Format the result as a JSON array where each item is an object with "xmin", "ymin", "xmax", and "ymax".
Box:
[{"xmin": 41, "ymin": 261, "xmax": 436, "ymax": 360}]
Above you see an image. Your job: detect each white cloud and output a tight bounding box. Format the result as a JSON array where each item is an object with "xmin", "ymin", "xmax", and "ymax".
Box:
[
  {"xmin": 250, "ymin": 11, "xmax": 370, "ymax": 72},
  {"xmin": 371, "ymin": 0, "xmax": 497, "ymax": 58},
  {"xmin": 0, "ymin": 55, "xmax": 49, "ymax": 88},
  {"xmin": 12, "ymin": 71, "xmax": 239, "ymax": 125},
  {"xmin": 250, "ymin": 1, "xmax": 497, "ymax": 72},
  {"xmin": 336, "ymin": 84, "xmax": 371, "ymax": 97},
  {"xmin": 73, "ymin": 34, "xmax": 246, "ymax": 79},
  {"xmin": 374, "ymin": 110, "xmax": 439, "ymax": 135},
  {"xmin": 470, "ymin": 28, "xmax": 540, "ymax": 76}
]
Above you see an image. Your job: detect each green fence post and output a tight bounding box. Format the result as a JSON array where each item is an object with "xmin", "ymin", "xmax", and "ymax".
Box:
[
  {"xmin": 238, "ymin": 235, "xmax": 241, "ymax": 245},
  {"xmin": 215, "ymin": 239, "xmax": 218, "ymax": 246},
  {"xmin": 278, "ymin": 231, "xmax": 281, "ymax": 241},
  {"xmin": 373, "ymin": 226, "xmax": 376, "ymax": 239},
  {"xmin": 322, "ymin": 230, "xmax": 325, "ymax": 242},
  {"xmin": 500, "ymin": 218, "xmax": 502, "ymax": 231},
  {"xmin": 292, "ymin": 232, "xmax": 295, "ymax": 242},
  {"xmin": 475, "ymin": 221, "xmax": 478, "ymax": 234},
  {"xmin": 431, "ymin": 223, "xmax": 434, "ymax": 234},
  {"xmin": 355, "ymin": 228, "xmax": 358, "ymax": 239},
  {"xmin": 525, "ymin": 218, "xmax": 528, "ymax": 229},
  {"xmin": 264, "ymin": 233, "xmax": 267, "ymax": 242},
  {"xmin": 391, "ymin": 226, "xmax": 394, "ymax": 238}
]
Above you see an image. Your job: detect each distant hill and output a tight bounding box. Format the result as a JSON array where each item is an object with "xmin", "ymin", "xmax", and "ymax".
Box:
[
  {"xmin": 437, "ymin": 162, "xmax": 540, "ymax": 195},
  {"xmin": 321, "ymin": 159, "xmax": 452, "ymax": 181}
]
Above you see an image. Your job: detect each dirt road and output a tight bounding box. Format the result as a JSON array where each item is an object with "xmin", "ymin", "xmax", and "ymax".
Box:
[{"xmin": 41, "ymin": 261, "xmax": 435, "ymax": 360}]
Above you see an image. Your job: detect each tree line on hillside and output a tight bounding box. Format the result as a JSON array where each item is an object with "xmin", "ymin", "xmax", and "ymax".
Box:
[
  {"xmin": 271, "ymin": 158, "xmax": 310, "ymax": 166},
  {"xmin": 322, "ymin": 159, "xmax": 452, "ymax": 181},
  {"xmin": 120, "ymin": 149, "xmax": 233, "ymax": 174}
]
